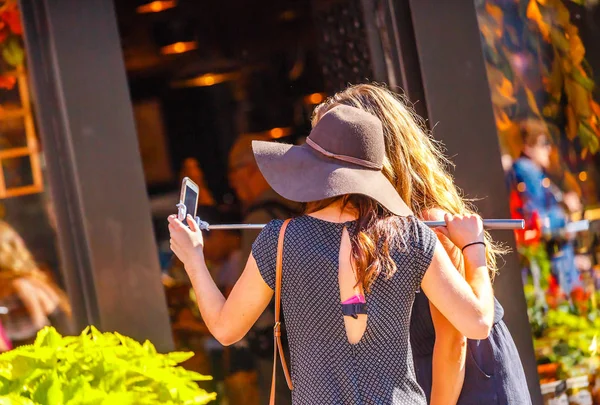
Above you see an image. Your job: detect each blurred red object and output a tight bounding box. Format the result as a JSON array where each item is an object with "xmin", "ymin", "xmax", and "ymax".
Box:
[
  {"xmin": 0, "ymin": 74, "xmax": 16, "ymax": 90},
  {"xmin": 510, "ymin": 189, "xmax": 542, "ymax": 246},
  {"xmin": 571, "ymin": 285, "xmax": 589, "ymax": 302},
  {"xmin": 0, "ymin": 3, "xmax": 22, "ymax": 35},
  {"xmin": 546, "ymin": 275, "xmax": 562, "ymax": 309},
  {"xmin": 0, "ymin": 21, "xmax": 7, "ymax": 43}
]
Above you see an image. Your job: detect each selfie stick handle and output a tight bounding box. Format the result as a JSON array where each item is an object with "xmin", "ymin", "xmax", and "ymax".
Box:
[{"xmin": 200, "ymin": 219, "xmax": 524, "ymax": 231}]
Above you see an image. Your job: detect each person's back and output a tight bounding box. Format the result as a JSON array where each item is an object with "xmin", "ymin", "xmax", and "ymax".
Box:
[{"xmin": 252, "ymin": 212, "xmax": 434, "ymax": 403}]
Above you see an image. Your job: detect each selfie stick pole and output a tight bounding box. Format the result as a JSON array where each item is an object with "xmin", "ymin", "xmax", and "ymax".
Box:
[
  {"xmin": 176, "ymin": 203, "xmax": 526, "ymax": 231},
  {"xmin": 197, "ymin": 218, "xmax": 526, "ymax": 231}
]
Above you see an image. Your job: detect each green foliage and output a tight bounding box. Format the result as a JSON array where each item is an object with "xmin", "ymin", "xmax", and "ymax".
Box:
[
  {"xmin": 530, "ymin": 303, "xmax": 600, "ymax": 378},
  {"xmin": 0, "ymin": 327, "xmax": 216, "ymax": 405},
  {"xmin": 477, "ymin": 0, "xmax": 600, "ymax": 157},
  {"xmin": 1, "ymin": 37, "xmax": 23, "ymax": 67}
]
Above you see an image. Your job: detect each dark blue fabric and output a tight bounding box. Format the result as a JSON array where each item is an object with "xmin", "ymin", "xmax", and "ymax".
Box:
[{"xmin": 410, "ymin": 293, "xmax": 531, "ymax": 404}]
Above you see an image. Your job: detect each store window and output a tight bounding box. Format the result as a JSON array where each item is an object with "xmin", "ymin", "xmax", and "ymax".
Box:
[
  {"xmin": 476, "ymin": 0, "xmax": 600, "ymax": 402},
  {"xmin": 0, "ymin": 0, "xmax": 71, "ymax": 352},
  {"xmin": 116, "ymin": 1, "xmax": 327, "ymax": 403}
]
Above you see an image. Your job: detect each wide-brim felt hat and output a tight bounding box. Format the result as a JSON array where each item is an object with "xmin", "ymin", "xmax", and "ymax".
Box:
[{"xmin": 251, "ymin": 104, "xmax": 412, "ymax": 216}]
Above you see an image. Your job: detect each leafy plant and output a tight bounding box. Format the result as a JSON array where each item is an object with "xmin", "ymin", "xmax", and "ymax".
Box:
[
  {"xmin": 477, "ymin": 0, "xmax": 600, "ymax": 160},
  {"xmin": 0, "ymin": 326, "xmax": 216, "ymax": 405},
  {"xmin": 530, "ymin": 303, "xmax": 600, "ymax": 378}
]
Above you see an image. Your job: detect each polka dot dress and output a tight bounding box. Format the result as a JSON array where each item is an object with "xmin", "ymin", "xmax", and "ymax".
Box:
[{"xmin": 252, "ymin": 215, "xmax": 436, "ymax": 404}]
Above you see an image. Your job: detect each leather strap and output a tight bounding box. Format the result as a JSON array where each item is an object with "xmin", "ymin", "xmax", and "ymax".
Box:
[{"xmin": 270, "ymin": 219, "xmax": 293, "ymax": 405}]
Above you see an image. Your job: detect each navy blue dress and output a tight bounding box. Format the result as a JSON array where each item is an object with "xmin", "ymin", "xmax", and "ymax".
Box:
[{"xmin": 410, "ymin": 294, "xmax": 531, "ymax": 404}]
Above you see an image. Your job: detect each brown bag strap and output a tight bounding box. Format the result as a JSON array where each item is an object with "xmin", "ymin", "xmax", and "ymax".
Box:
[{"xmin": 270, "ymin": 219, "xmax": 293, "ymax": 405}]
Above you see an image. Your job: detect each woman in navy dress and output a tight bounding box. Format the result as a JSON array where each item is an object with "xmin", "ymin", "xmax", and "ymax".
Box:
[{"xmin": 313, "ymin": 84, "xmax": 532, "ymax": 405}]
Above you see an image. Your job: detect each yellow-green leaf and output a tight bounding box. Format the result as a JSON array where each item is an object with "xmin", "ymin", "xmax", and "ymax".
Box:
[
  {"xmin": 578, "ymin": 122, "xmax": 600, "ymax": 154},
  {"xmin": 0, "ymin": 395, "xmax": 37, "ymax": 405},
  {"xmin": 571, "ymin": 68, "xmax": 595, "ymax": 92},
  {"xmin": 1, "ymin": 38, "xmax": 25, "ymax": 67},
  {"xmin": 166, "ymin": 352, "xmax": 194, "ymax": 365}
]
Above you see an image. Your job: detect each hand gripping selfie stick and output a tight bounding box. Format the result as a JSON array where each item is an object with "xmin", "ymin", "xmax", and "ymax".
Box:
[{"xmin": 176, "ymin": 204, "xmax": 526, "ymax": 231}]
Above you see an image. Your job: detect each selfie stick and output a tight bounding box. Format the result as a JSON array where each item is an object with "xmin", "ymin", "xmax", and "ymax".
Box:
[
  {"xmin": 196, "ymin": 218, "xmax": 525, "ymax": 231},
  {"xmin": 177, "ymin": 203, "xmax": 525, "ymax": 231}
]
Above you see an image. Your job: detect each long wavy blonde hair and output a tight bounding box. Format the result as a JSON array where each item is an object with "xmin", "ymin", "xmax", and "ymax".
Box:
[
  {"xmin": 0, "ymin": 220, "xmax": 71, "ymax": 315},
  {"xmin": 312, "ymin": 83, "xmax": 505, "ymax": 277}
]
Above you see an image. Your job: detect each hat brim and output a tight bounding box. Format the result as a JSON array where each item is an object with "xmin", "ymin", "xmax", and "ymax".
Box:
[{"xmin": 252, "ymin": 141, "xmax": 412, "ymax": 216}]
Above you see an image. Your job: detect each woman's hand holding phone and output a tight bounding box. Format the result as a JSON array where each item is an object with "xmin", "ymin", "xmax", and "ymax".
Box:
[{"xmin": 168, "ymin": 214, "xmax": 205, "ymax": 270}]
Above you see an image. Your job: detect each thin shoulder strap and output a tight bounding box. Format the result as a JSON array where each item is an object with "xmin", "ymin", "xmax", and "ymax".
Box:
[{"xmin": 270, "ymin": 219, "xmax": 293, "ymax": 405}]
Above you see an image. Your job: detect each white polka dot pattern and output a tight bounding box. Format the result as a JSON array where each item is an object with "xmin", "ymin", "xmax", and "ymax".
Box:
[{"xmin": 252, "ymin": 215, "xmax": 436, "ymax": 404}]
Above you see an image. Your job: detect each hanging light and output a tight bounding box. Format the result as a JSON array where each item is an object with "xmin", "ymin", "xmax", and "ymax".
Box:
[
  {"xmin": 278, "ymin": 10, "xmax": 297, "ymax": 21},
  {"xmin": 304, "ymin": 92, "xmax": 326, "ymax": 105},
  {"xmin": 136, "ymin": 0, "xmax": 177, "ymax": 14},
  {"xmin": 153, "ymin": 19, "xmax": 198, "ymax": 55},
  {"xmin": 161, "ymin": 41, "xmax": 198, "ymax": 55},
  {"xmin": 269, "ymin": 128, "xmax": 287, "ymax": 139},
  {"xmin": 171, "ymin": 72, "xmax": 241, "ymax": 88},
  {"xmin": 240, "ymin": 128, "xmax": 293, "ymax": 140}
]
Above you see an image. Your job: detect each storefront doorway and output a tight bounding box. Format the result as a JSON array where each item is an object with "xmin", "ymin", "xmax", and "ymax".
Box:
[{"xmin": 114, "ymin": 1, "xmax": 392, "ymax": 402}]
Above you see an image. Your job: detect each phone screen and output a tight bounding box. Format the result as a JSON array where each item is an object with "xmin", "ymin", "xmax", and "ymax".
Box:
[{"xmin": 183, "ymin": 186, "xmax": 198, "ymax": 220}]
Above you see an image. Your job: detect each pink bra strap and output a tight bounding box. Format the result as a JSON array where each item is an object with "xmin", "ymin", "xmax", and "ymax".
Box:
[{"xmin": 342, "ymin": 294, "xmax": 366, "ymax": 305}]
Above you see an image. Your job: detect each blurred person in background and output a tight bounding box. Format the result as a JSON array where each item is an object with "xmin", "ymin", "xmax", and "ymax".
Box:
[
  {"xmin": 510, "ymin": 118, "xmax": 582, "ymax": 299},
  {"xmin": 228, "ymin": 135, "xmax": 300, "ymax": 264},
  {"xmin": 227, "ymin": 134, "xmax": 299, "ymax": 405},
  {"xmin": 0, "ymin": 220, "xmax": 71, "ymax": 350}
]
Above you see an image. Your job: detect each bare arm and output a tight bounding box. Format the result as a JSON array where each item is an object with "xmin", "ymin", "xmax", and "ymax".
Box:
[
  {"xmin": 424, "ymin": 209, "xmax": 466, "ymax": 405},
  {"xmin": 169, "ymin": 215, "xmax": 273, "ymax": 345},
  {"xmin": 430, "ymin": 305, "xmax": 467, "ymax": 405},
  {"xmin": 421, "ymin": 214, "xmax": 494, "ymax": 340}
]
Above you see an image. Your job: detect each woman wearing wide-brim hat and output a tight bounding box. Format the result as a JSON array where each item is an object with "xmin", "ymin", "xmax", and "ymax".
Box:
[{"xmin": 168, "ymin": 105, "xmax": 495, "ymax": 404}]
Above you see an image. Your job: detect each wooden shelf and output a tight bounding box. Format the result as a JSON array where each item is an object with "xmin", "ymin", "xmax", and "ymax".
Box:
[
  {"xmin": 0, "ymin": 185, "xmax": 42, "ymax": 199},
  {"xmin": 0, "ymin": 147, "xmax": 33, "ymax": 159},
  {"xmin": 0, "ymin": 67, "xmax": 44, "ymax": 199}
]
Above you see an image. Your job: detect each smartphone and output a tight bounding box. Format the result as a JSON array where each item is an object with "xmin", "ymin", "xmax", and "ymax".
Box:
[{"xmin": 178, "ymin": 177, "xmax": 199, "ymax": 226}]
